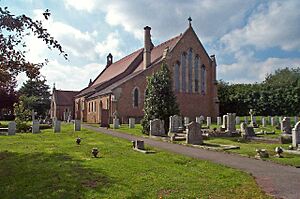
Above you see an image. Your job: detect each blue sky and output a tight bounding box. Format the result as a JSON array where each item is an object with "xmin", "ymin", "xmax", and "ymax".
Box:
[{"xmin": 2, "ymin": 0, "xmax": 300, "ymax": 90}]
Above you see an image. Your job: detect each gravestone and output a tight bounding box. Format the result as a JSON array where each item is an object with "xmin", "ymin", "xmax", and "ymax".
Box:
[
  {"xmin": 217, "ymin": 117, "xmax": 222, "ymax": 126},
  {"xmin": 53, "ymin": 120, "xmax": 61, "ymax": 133},
  {"xmin": 8, "ymin": 121, "xmax": 16, "ymax": 135},
  {"xmin": 268, "ymin": 116, "xmax": 271, "ymax": 125},
  {"xmin": 271, "ymin": 117, "xmax": 275, "ymax": 126},
  {"xmin": 150, "ymin": 119, "xmax": 165, "ymax": 136},
  {"xmin": 184, "ymin": 117, "xmax": 190, "ymax": 126},
  {"xmin": 240, "ymin": 122, "xmax": 255, "ymax": 137},
  {"xmin": 235, "ymin": 116, "xmax": 240, "ymax": 125},
  {"xmin": 169, "ymin": 115, "xmax": 183, "ymax": 133},
  {"xmin": 281, "ymin": 117, "xmax": 291, "ymax": 134},
  {"xmin": 226, "ymin": 113, "xmax": 236, "ymax": 134},
  {"xmin": 113, "ymin": 118, "xmax": 120, "ymax": 129},
  {"xmin": 244, "ymin": 116, "xmax": 248, "ymax": 124},
  {"xmin": 199, "ymin": 115, "xmax": 205, "ymax": 123},
  {"xmin": 261, "ymin": 117, "xmax": 266, "ymax": 127},
  {"xmin": 74, "ymin": 120, "xmax": 81, "ymax": 131},
  {"xmin": 295, "ymin": 116, "xmax": 299, "ymax": 124},
  {"xmin": 129, "ymin": 118, "xmax": 135, "ymax": 129},
  {"xmin": 195, "ymin": 117, "xmax": 201, "ymax": 124},
  {"xmin": 206, "ymin": 117, "xmax": 211, "ymax": 127},
  {"xmin": 32, "ymin": 120, "xmax": 40, "ymax": 134},
  {"xmin": 186, "ymin": 121, "xmax": 203, "ymax": 145},
  {"xmin": 135, "ymin": 140, "xmax": 145, "ymax": 150},
  {"xmin": 292, "ymin": 122, "xmax": 300, "ymax": 148},
  {"xmin": 222, "ymin": 115, "xmax": 228, "ymax": 129}
]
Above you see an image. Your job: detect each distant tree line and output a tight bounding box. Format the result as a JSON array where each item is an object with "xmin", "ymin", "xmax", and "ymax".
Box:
[{"xmin": 218, "ymin": 67, "xmax": 300, "ymax": 116}]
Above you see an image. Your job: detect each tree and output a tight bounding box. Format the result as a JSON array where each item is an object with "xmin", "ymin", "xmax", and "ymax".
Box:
[
  {"xmin": 18, "ymin": 78, "xmax": 51, "ymax": 118},
  {"xmin": 142, "ymin": 63, "xmax": 180, "ymax": 134},
  {"xmin": 0, "ymin": 6, "xmax": 67, "ymax": 93},
  {"xmin": 0, "ymin": 76, "xmax": 17, "ymax": 120},
  {"xmin": 14, "ymin": 95, "xmax": 34, "ymax": 132}
]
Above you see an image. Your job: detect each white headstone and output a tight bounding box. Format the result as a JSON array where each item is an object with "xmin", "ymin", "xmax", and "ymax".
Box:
[
  {"xmin": 8, "ymin": 121, "xmax": 16, "ymax": 135},
  {"xmin": 150, "ymin": 119, "xmax": 165, "ymax": 136},
  {"xmin": 206, "ymin": 117, "xmax": 211, "ymax": 127},
  {"xmin": 196, "ymin": 117, "xmax": 201, "ymax": 124},
  {"xmin": 244, "ymin": 116, "xmax": 248, "ymax": 124},
  {"xmin": 281, "ymin": 117, "xmax": 291, "ymax": 134},
  {"xmin": 235, "ymin": 116, "xmax": 240, "ymax": 125},
  {"xmin": 226, "ymin": 113, "xmax": 236, "ymax": 133},
  {"xmin": 222, "ymin": 115, "xmax": 228, "ymax": 129},
  {"xmin": 217, "ymin": 117, "xmax": 222, "ymax": 126},
  {"xmin": 295, "ymin": 116, "xmax": 299, "ymax": 124},
  {"xmin": 74, "ymin": 120, "xmax": 81, "ymax": 131},
  {"xmin": 292, "ymin": 122, "xmax": 300, "ymax": 148},
  {"xmin": 186, "ymin": 121, "xmax": 203, "ymax": 145},
  {"xmin": 270, "ymin": 117, "xmax": 275, "ymax": 126},
  {"xmin": 32, "ymin": 120, "xmax": 40, "ymax": 134},
  {"xmin": 199, "ymin": 115, "xmax": 205, "ymax": 123},
  {"xmin": 261, "ymin": 117, "xmax": 266, "ymax": 127},
  {"xmin": 54, "ymin": 120, "xmax": 61, "ymax": 133},
  {"xmin": 184, "ymin": 117, "xmax": 190, "ymax": 126},
  {"xmin": 113, "ymin": 118, "xmax": 120, "ymax": 129},
  {"xmin": 129, "ymin": 118, "xmax": 135, "ymax": 129}
]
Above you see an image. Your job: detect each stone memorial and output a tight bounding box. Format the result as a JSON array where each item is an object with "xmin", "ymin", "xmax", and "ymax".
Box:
[
  {"xmin": 292, "ymin": 121, "xmax": 300, "ymax": 148},
  {"xmin": 186, "ymin": 121, "xmax": 203, "ymax": 145},
  {"xmin": 184, "ymin": 117, "xmax": 190, "ymax": 126},
  {"xmin": 217, "ymin": 117, "xmax": 222, "ymax": 126},
  {"xmin": 134, "ymin": 140, "xmax": 145, "ymax": 150},
  {"xmin": 199, "ymin": 115, "xmax": 205, "ymax": 123},
  {"xmin": 226, "ymin": 113, "xmax": 236, "ymax": 134},
  {"xmin": 222, "ymin": 115, "xmax": 228, "ymax": 129},
  {"xmin": 113, "ymin": 118, "xmax": 120, "ymax": 129},
  {"xmin": 235, "ymin": 116, "xmax": 240, "ymax": 125},
  {"xmin": 32, "ymin": 120, "xmax": 40, "ymax": 134},
  {"xmin": 54, "ymin": 120, "xmax": 61, "ymax": 133},
  {"xmin": 129, "ymin": 118, "xmax": 135, "ymax": 129},
  {"xmin": 195, "ymin": 117, "xmax": 201, "ymax": 124},
  {"xmin": 281, "ymin": 117, "xmax": 291, "ymax": 134},
  {"xmin": 261, "ymin": 117, "xmax": 266, "ymax": 127},
  {"xmin": 169, "ymin": 115, "xmax": 183, "ymax": 133},
  {"xmin": 240, "ymin": 122, "xmax": 255, "ymax": 137},
  {"xmin": 150, "ymin": 119, "xmax": 165, "ymax": 136},
  {"xmin": 295, "ymin": 116, "xmax": 299, "ymax": 124},
  {"xmin": 270, "ymin": 117, "xmax": 275, "ymax": 126},
  {"xmin": 206, "ymin": 117, "xmax": 211, "ymax": 127},
  {"xmin": 74, "ymin": 120, "xmax": 81, "ymax": 131},
  {"xmin": 8, "ymin": 121, "xmax": 16, "ymax": 135},
  {"xmin": 244, "ymin": 116, "xmax": 248, "ymax": 124}
]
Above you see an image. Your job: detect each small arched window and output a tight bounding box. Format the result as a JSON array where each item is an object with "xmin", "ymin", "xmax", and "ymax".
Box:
[
  {"xmin": 174, "ymin": 61, "xmax": 180, "ymax": 92},
  {"xmin": 181, "ymin": 52, "xmax": 187, "ymax": 92},
  {"xmin": 201, "ymin": 64, "xmax": 206, "ymax": 95},
  {"xmin": 133, "ymin": 87, "xmax": 139, "ymax": 108}
]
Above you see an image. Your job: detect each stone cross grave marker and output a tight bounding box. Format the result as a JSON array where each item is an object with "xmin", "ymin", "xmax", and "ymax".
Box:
[
  {"xmin": 261, "ymin": 117, "xmax": 266, "ymax": 127},
  {"xmin": 74, "ymin": 120, "xmax": 81, "ymax": 131},
  {"xmin": 292, "ymin": 121, "xmax": 300, "ymax": 148},
  {"xmin": 129, "ymin": 118, "xmax": 135, "ymax": 129},
  {"xmin": 235, "ymin": 116, "xmax": 240, "ymax": 125},
  {"xmin": 8, "ymin": 121, "xmax": 16, "ymax": 135},
  {"xmin": 186, "ymin": 121, "xmax": 203, "ymax": 145},
  {"xmin": 150, "ymin": 119, "xmax": 165, "ymax": 136}
]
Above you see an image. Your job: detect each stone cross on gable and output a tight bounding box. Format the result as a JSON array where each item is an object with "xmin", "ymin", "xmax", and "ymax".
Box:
[{"xmin": 188, "ymin": 16, "xmax": 192, "ymax": 26}]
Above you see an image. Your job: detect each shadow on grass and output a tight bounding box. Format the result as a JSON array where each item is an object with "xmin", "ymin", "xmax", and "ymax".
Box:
[{"xmin": 0, "ymin": 151, "xmax": 113, "ymax": 199}]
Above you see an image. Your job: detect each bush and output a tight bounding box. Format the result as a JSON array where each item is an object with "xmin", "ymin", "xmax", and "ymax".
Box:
[{"xmin": 16, "ymin": 121, "xmax": 30, "ymax": 133}]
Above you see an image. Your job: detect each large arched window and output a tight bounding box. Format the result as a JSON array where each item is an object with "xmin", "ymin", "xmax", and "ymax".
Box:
[
  {"xmin": 194, "ymin": 55, "xmax": 199, "ymax": 92},
  {"xmin": 201, "ymin": 64, "xmax": 206, "ymax": 95},
  {"xmin": 181, "ymin": 52, "xmax": 187, "ymax": 92},
  {"xmin": 133, "ymin": 87, "xmax": 139, "ymax": 108},
  {"xmin": 188, "ymin": 48, "xmax": 193, "ymax": 93},
  {"xmin": 174, "ymin": 61, "xmax": 180, "ymax": 92}
]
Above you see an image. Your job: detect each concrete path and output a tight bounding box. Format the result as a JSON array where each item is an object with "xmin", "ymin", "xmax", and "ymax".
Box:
[{"xmin": 83, "ymin": 124, "xmax": 300, "ymax": 199}]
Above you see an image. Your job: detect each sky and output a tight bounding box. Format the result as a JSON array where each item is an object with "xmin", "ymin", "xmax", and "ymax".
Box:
[{"xmin": 2, "ymin": 0, "xmax": 300, "ymax": 90}]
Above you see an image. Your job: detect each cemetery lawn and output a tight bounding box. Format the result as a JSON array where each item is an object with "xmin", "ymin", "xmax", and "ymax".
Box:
[
  {"xmin": 205, "ymin": 137, "xmax": 300, "ymax": 167},
  {"xmin": 0, "ymin": 124, "xmax": 271, "ymax": 199}
]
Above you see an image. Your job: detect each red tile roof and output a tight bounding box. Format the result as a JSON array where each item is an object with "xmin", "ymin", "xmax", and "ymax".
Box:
[{"xmin": 54, "ymin": 90, "xmax": 79, "ymax": 106}]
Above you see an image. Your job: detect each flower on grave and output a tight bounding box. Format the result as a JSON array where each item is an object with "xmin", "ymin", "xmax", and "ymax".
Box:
[
  {"xmin": 76, "ymin": 137, "xmax": 81, "ymax": 145},
  {"xmin": 92, "ymin": 148, "xmax": 99, "ymax": 158},
  {"xmin": 275, "ymin": 147, "xmax": 283, "ymax": 157}
]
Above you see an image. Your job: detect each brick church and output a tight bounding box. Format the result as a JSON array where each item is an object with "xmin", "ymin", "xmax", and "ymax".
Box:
[{"xmin": 73, "ymin": 20, "xmax": 219, "ymax": 125}]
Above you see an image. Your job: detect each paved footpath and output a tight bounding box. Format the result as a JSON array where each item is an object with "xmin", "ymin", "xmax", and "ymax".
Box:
[{"xmin": 84, "ymin": 124, "xmax": 300, "ymax": 199}]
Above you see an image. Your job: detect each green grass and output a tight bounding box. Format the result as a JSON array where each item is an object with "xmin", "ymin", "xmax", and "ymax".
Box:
[
  {"xmin": 0, "ymin": 124, "xmax": 270, "ymax": 198},
  {"xmin": 205, "ymin": 137, "xmax": 300, "ymax": 167}
]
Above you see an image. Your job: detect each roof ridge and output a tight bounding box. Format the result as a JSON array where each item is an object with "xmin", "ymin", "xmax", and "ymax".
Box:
[
  {"xmin": 153, "ymin": 34, "xmax": 182, "ymax": 49},
  {"xmin": 111, "ymin": 48, "xmax": 143, "ymax": 65}
]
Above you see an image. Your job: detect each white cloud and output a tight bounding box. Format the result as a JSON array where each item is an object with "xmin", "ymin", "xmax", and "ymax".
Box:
[
  {"xmin": 95, "ymin": 31, "xmax": 124, "ymax": 59},
  {"xmin": 63, "ymin": 0, "xmax": 97, "ymax": 12},
  {"xmin": 221, "ymin": 1, "xmax": 300, "ymax": 52}
]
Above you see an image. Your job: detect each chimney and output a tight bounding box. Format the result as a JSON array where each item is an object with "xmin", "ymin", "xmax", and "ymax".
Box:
[
  {"xmin": 106, "ymin": 53, "xmax": 113, "ymax": 67},
  {"xmin": 143, "ymin": 26, "xmax": 152, "ymax": 69}
]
